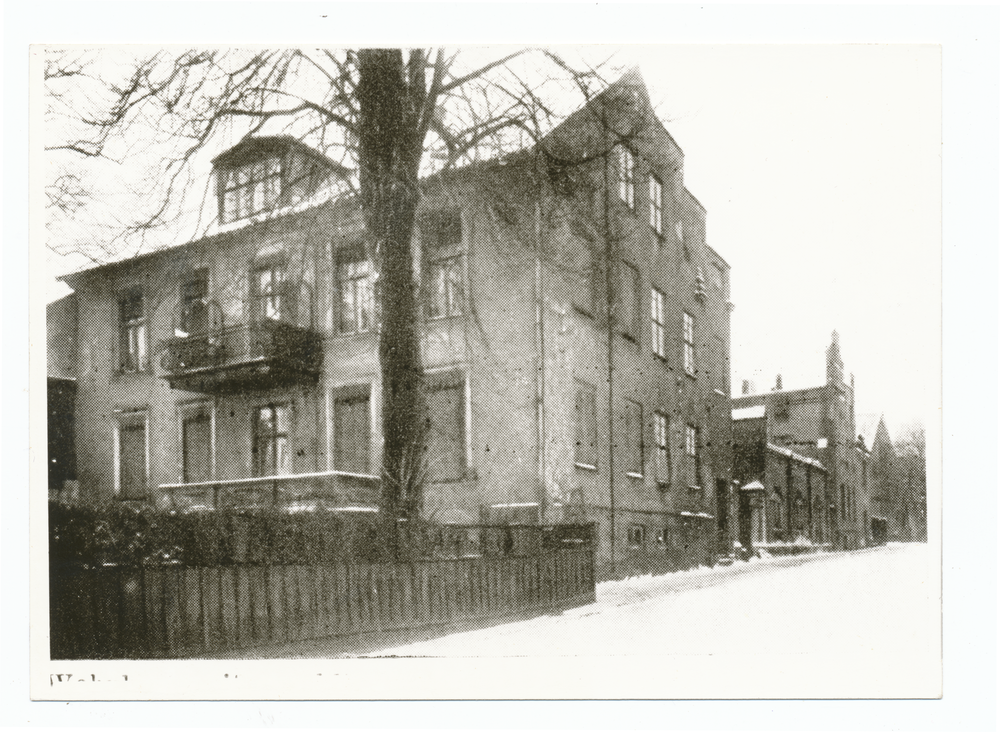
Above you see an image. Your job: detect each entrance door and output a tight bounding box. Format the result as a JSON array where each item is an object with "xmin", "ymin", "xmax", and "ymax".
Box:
[
  {"xmin": 715, "ymin": 478, "xmax": 730, "ymax": 550},
  {"xmin": 738, "ymin": 490, "xmax": 753, "ymax": 549}
]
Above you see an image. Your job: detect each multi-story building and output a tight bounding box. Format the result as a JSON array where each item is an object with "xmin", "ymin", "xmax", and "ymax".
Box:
[
  {"xmin": 48, "ymin": 71, "xmax": 733, "ymax": 574},
  {"xmin": 731, "ymin": 332, "xmax": 867, "ymax": 550}
]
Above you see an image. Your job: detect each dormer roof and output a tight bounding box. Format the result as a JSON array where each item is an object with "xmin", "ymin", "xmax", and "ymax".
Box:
[{"xmin": 211, "ymin": 135, "xmax": 347, "ymax": 177}]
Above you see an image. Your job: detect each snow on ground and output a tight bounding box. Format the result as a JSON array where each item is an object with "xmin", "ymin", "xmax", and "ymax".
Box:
[{"xmin": 359, "ymin": 544, "xmax": 938, "ymax": 662}]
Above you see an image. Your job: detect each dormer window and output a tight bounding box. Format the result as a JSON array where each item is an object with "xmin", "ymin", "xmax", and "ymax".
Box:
[
  {"xmin": 220, "ymin": 157, "xmax": 281, "ymax": 223},
  {"xmin": 213, "ymin": 136, "xmax": 342, "ymax": 224}
]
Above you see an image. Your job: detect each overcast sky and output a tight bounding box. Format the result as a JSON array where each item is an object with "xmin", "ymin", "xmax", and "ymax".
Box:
[
  {"xmin": 622, "ymin": 45, "xmax": 940, "ymax": 437},
  {"xmin": 44, "ymin": 45, "xmax": 941, "ymax": 439}
]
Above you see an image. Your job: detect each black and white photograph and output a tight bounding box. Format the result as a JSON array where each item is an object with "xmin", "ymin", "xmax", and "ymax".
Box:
[{"xmin": 20, "ymin": 5, "xmax": 990, "ymax": 715}]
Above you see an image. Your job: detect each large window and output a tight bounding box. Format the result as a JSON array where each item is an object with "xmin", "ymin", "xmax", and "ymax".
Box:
[
  {"xmin": 178, "ymin": 270, "xmax": 209, "ymax": 336},
  {"xmin": 654, "ymin": 411, "xmax": 671, "ymax": 487},
  {"xmin": 575, "ymin": 381, "xmax": 598, "ymax": 468},
  {"xmin": 425, "ymin": 378, "xmax": 466, "ymax": 482},
  {"xmin": 219, "ymin": 157, "xmax": 282, "ymax": 224},
  {"xmin": 118, "ymin": 289, "xmax": 147, "ymax": 372},
  {"xmin": 649, "ymin": 175, "xmax": 663, "ymax": 234},
  {"xmin": 181, "ymin": 403, "xmax": 212, "ymax": 484},
  {"xmin": 616, "ymin": 261, "xmax": 641, "ymax": 341},
  {"xmin": 623, "ymin": 399, "xmax": 643, "ymax": 477},
  {"xmin": 617, "ymin": 146, "xmax": 637, "ymax": 209},
  {"xmin": 252, "ymin": 264, "xmax": 297, "ymax": 324},
  {"xmin": 253, "ymin": 404, "xmax": 291, "ymax": 477},
  {"xmin": 427, "ymin": 256, "xmax": 463, "ymax": 319},
  {"xmin": 651, "ymin": 287, "xmax": 667, "ymax": 360},
  {"xmin": 683, "ymin": 311, "xmax": 696, "ymax": 376},
  {"xmin": 422, "ymin": 210, "xmax": 464, "ymax": 319},
  {"xmin": 334, "ymin": 388, "xmax": 371, "ymax": 474},
  {"xmin": 338, "ymin": 253, "xmax": 375, "ymax": 333},
  {"xmin": 685, "ymin": 423, "xmax": 700, "ymax": 488},
  {"xmin": 116, "ymin": 410, "xmax": 148, "ymax": 499}
]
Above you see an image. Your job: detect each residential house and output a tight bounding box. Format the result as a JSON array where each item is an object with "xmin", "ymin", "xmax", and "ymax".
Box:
[{"xmin": 48, "ymin": 71, "xmax": 733, "ymax": 574}]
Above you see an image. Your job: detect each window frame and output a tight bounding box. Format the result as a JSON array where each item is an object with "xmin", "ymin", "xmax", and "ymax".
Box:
[
  {"xmin": 253, "ymin": 403, "xmax": 292, "ymax": 478},
  {"xmin": 623, "ymin": 399, "xmax": 643, "ymax": 477},
  {"xmin": 219, "ymin": 156, "xmax": 283, "ymax": 224},
  {"xmin": 627, "ymin": 524, "xmax": 647, "ymax": 548},
  {"xmin": 648, "ymin": 174, "xmax": 663, "ymax": 235},
  {"xmin": 333, "ymin": 386, "xmax": 373, "ymax": 474},
  {"xmin": 617, "ymin": 146, "xmax": 637, "ymax": 210},
  {"xmin": 426, "ymin": 254, "xmax": 464, "ymax": 320},
  {"xmin": 574, "ymin": 380, "xmax": 599, "ymax": 470},
  {"xmin": 683, "ymin": 311, "xmax": 696, "ymax": 376},
  {"xmin": 654, "ymin": 411, "xmax": 671, "ymax": 487},
  {"xmin": 115, "ymin": 409, "xmax": 149, "ymax": 500},
  {"xmin": 337, "ymin": 250, "xmax": 376, "ymax": 334},
  {"xmin": 651, "ymin": 287, "xmax": 667, "ymax": 360},
  {"xmin": 424, "ymin": 373, "xmax": 468, "ymax": 483},
  {"xmin": 180, "ymin": 401, "xmax": 214, "ymax": 484},
  {"xmin": 685, "ymin": 422, "xmax": 701, "ymax": 489},
  {"xmin": 118, "ymin": 288, "xmax": 148, "ymax": 372},
  {"xmin": 616, "ymin": 261, "xmax": 641, "ymax": 341}
]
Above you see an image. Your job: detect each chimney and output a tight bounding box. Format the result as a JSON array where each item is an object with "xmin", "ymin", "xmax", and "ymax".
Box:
[{"xmin": 774, "ymin": 374, "xmax": 783, "ymax": 391}]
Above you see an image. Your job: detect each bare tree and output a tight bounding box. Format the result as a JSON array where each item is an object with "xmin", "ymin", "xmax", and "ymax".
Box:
[{"xmin": 44, "ymin": 47, "xmax": 618, "ymax": 557}]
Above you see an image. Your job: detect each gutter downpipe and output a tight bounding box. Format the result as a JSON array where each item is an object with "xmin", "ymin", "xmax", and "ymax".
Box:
[{"xmin": 534, "ymin": 195, "xmax": 548, "ymax": 523}]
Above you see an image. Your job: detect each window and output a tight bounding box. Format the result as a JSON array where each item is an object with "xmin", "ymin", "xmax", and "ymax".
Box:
[
  {"xmin": 623, "ymin": 400, "xmax": 643, "ymax": 476},
  {"xmin": 615, "ymin": 261, "xmax": 640, "ymax": 340},
  {"xmin": 628, "ymin": 524, "xmax": 646, "ymax": 547},
  {"xmin": 685, "ymin": 423, "xmax": 701, "ymax": 488},
  {"xmin": 427, "ymin": 256, "xmax": 463, "ymax": 318},
  {"xmin": 116, "ymin": 410, "xmax": 148, "ymax": 499},
  {"xmin": 654, "ymin": 411, "xmax": 671, "ymax": 487},
  {"xmin": 253, "ymin": 404, "xmax": 291, "ymax": 477},
  {"xmin": 683, "ymin": 311, "xmax": 696, "ymax": 375},
  {"xmin": 651, "ymin": 287, "xmax": 667, "ymax": 359},
  {"xmin": 178, "ymin": 270, "xmax": 209, "ymax": 337},
  {"xmin": 423, "ymin": 210, "xmax": 464, "ymax": 319},
  {"xmin": 575, "ymin": 381, "xmax": 598, "ymax": 468},
  {"xmin": 334, "ymin": 388, "xmax": 371, "ymax": 474},
  {"xmin": 648, "ymin": 175, "xmax": 663, "ymax": 234},
  {"xmin": 426, "ymin": 378, "xmax": 466, "ymax": 482},
  {"xmin": 118, "ymin": 289, "xmax": 147, "ymax": 371},
  {"xmin": 675, "ymin": 220, "xmax": 684, "ymax": 243},
  {"xmin": 617, "ymin": 146, "xmax": 636, "ymax": 209},
  {"xmin": 711, "ymin": 263, "xmax": 724, "ymax": 290},
  {"xmin": 219, "ymin": 157, "xmax": 282, "ymax": 223},
  {"xmin": 181, "ymin": 403, "xmax": 212, "ymax": 484},
  {"xmin": 252, "ymin": 264, "xmax": 299, "ymax": 324},
  {"xmin": 338, "ymin": 253, "xmax": 375, "ymax": 333}
]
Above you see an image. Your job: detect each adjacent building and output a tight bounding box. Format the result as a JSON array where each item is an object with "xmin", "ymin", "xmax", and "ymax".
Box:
[
  {"xmin": 47, "ymin": 71, "xmax": 734, "ymax": 575},
  {"xmin": 730, "ymin": 332, "xmax": 868, "ymax": 550}
]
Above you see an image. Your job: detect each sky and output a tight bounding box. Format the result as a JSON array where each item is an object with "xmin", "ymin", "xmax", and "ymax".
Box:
[{"xmin": 43, "ymin": 45, "xmax": 941, "ymax": 440}]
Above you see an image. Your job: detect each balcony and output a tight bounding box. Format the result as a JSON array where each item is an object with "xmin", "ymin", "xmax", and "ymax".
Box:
[
  {"xmin": 161, "ymin": 320, "xmax": 322, "ymax": 394},
  {"xmin": 161, "ymin": 470, "xmax": 380, "ymax": 514}
]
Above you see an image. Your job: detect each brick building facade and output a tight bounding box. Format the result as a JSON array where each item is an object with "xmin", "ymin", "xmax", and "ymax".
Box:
[{"xmin": 48, "ymin": 71, "xmax": 733, "ymax": 574}]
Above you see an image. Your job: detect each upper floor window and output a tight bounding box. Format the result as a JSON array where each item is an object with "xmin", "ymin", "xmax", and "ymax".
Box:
[
  {"xmin": 615, "ymin": 261, "xmax": 641, "ymax": 341},
  {"xmin": 651, "ymin": 287, "xmax": 667, "ymax": 360},
  {"xmin": 219, "ymin": 157, "xmax": 282, "ymax": 224},
  {"xmin": 648, "ymin": 175, "xmax": 663, "ymax": 234},
  {"xmin": 617, "ymin": 146, "xmax": 637, "ymax": 209},
  {"xmin": 683, "ymin": 311, "xmax": 696, "ymax": 376},
  {"xmin": 118, "ymin": 289, "xmax": 147, "ymax": 372},
  {"xmin": 685, "ymin": 423, "xmax": 701, "ymax": 488},
  {"xmin": 251, "ymin": 264, "xmax": 299, "ymax": 324},
  {"xmin": 422, "ymin": 210, "xmax": 464, "ymax": 319},
  {"xmin": 338, "ymin": 252, "xmax": 375, "ymax": 334},
  {"xmin": 623, "ymin": 399, "xmax": 643, "ymax": 477},
  {"xmin": 178, "ymin": 270, "xmax": 209, "ymax": 337}
]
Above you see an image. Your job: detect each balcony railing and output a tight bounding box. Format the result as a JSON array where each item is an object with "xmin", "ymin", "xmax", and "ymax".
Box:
[
  {"xmin": 161, "ymin": 320, "xmax": 322, "ymax": 393},
  {"xmin": 161, "ymin": 470, "xmax": 380, "ymax": 514}
]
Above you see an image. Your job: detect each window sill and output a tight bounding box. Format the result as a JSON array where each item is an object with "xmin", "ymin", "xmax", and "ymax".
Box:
[
  {"xmin": 575, "ymin": 462, "xmax": 598, "ymax": 472},
  {"xmin": 625, "ymin": 471, "xmax": 644, "ymax": 479}
]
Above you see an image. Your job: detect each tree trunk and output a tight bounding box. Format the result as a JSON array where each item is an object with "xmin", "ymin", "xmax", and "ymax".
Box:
[{"xmin": 357, "ymin": 50, "xmax": 428, "ymax": 561}]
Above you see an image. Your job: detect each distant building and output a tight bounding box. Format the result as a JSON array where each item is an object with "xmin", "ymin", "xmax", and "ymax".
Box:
[
  {"xmin": 867, "ymin": 417, "xmax": 927, "ymax": 543},
  {"xmin": 47, "ymin": 71, "xmax": 733, "ymax": 574},
  {"xmin": 731, "ymin": 332, "xmax": 867, "ymax": 550}
]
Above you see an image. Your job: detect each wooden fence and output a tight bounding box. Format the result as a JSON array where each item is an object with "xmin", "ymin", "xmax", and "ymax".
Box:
[{"xmin": 50, "ymin": 549, "xmax": 595, "ymax": 659}]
